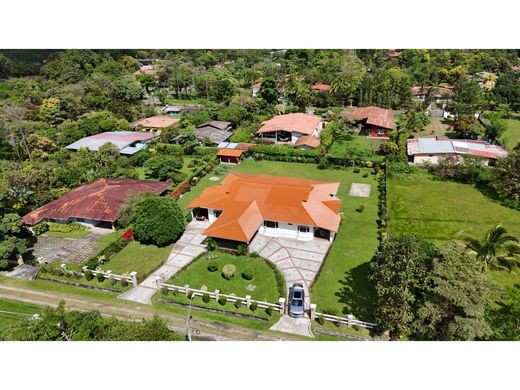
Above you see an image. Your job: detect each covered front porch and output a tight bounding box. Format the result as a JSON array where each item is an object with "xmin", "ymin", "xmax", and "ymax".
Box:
[{"xmin": 260, "ymin": 130, "xmax": 293, "ymax": 144}]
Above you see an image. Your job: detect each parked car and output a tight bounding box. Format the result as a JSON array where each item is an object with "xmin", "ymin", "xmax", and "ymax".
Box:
[{"xmin": 288, "ymin": 283, "xmax": 305, "ymax": 318}]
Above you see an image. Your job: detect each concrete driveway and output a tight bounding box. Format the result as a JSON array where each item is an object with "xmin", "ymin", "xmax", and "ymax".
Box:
[
  {"xmin": 249, "ymin": 233, "xmax": 331, "ymax": 304},
  {"xmin": 119, "ymin": 220, "xmax": 208, "ymax": 304}
]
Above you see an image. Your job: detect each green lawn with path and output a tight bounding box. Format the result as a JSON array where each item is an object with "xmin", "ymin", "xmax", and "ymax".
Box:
[
  {"xmin": 388, "ymin": 169, "xmax": 520, "ymax": 289},
  {"xmin": 0, "ymin": 298, "xmax": 43, "ymax": 327},
  {"xmin": 177, "ymin": 158, "xmax": 380, "ymax": 323}
]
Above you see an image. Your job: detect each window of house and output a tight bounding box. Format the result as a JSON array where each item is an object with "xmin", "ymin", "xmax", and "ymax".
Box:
[
  {"xmin": 264, "ymin": 221, "xmax": 278, "ymax": 229},
  {"xmin": 76, "ymin": 218, "xmax": 85, "ymax": 222},
  {"xmin": 214, "ymin": 210, "xmax": 222, "ymax": 218},
  {"xmin": 377, "ymin": 129, "xmax": 385, "ymax": 135},
  {"xmin": 298, "ymin": 225, "xmax": 310, "ymax": 233}
]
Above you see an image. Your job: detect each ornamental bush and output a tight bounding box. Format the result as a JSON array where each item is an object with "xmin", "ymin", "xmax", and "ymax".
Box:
[
  {"xmin": 266, "ymin": 306, "xmax": 273, "ymax": 316},
  {"xmin": 207, "ymin": 260, "xmax": 218, "ymax": 272},
  {"xmin": 162, "ymin": 286, "xmax": 169, "ymax": 295},
  {"xmin": 222, "ymin": 264, "xmax": 236, "ymax": 280},
  {"xmin": 33, "ymin": 222, "xmax": 49, "ymax": 235},
  {"xmin": 202, "ymin": 293, "xmax": 210, "ymax": 303},
  {"xmin": 249, "ymin": 301, "xmax": 258, "ymax": 311},
  {"xmin": 241, "ymin": 269, "xmax": 254, "ymax": 280},
  {"xmin": 130, "ymin": 194, "xmax": 186, "ymax": 247},
  {"xmin": 120, "ymin": 277, "xmax": 128, "ymax": 287},
  {"xmin": 356, "ymin": 205, "xmax": 365, "ymax": 213},
  {"xmin": 218, "ymin": 296, "xmax": 227, "ymax": 306},
  {"xmin": 236, "ymin": 244, "xmax": 248, "ymax": 256},
  {"xmin": 234, "ymin": 299, "xmax": 242, "ymax": 309},
  {"xmin": 206, "ymin": 238, "xmax": 218, "ymax": 251},
  {"xmin": 316, "ymin": 316, "xmax": 325, "ymax": 325},
  {"xmin": 84, "ymin": 269, "xmax": 94, "ymax": 281},
  {"xmin": 110, "ymin": 278, "xmax": 117, "ymax": 286},
  {"xmin": 96, "ymin": 272, "xmax": 105, "ymax": 283}
]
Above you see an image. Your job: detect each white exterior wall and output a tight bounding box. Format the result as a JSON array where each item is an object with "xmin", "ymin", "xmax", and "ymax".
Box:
[
  {"xmin": 207, "ymin": 208, "xmax": 220, "ymax": 223},
  {"xmin": 291, "ymin": 132, "xmax": 304, "ymax": 144},
  {"xmin": 259, "ymin": 222, "xmax": 314, "ymax": 241}
]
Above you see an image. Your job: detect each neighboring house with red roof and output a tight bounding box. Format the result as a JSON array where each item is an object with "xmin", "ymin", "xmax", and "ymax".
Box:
[
  {"xmin": 256, "ymin": 113, "xmax": 324, "ymax": 149},
  {"xmin": 22, "ymin": 178, "xmax": 171, "ymax": 229},
  {"xmin": 133, "ymin": 65, "xmax": 160, "ymax": 80},
  {"xmin": 347, "ymin": 106, "xmax": 396, "ymax": 138},
  {"xmin": 251, "ymin": 82, "xmax": 262, "ymax": 97},
  {"xmin": 194, "ymin": 121, "xmax": 232, "ymax": 145},
  {"xmin": 411, "ymin": 86, "xmax": 453, "ymax": 103},
  {"xmin": 130, "ymin": 115, "xmax": 180, "ymax": 133},
  {"xmin": 311, "ymin": 83, "xmax": 332, "ymax": 92},
  {"xmin": 188, "ymin": 173, "xmax": 342, "ymax": 245},
  {"xmin": 65, "ymin": 131, "xmax": 157, "ymax": 155},
  {"xmin": 406, "ymin": 136, "xmax": 508, "ymax": 165},
  {"xmin": 216, "ymin": 142, "xmax": 255, "ymax": 164}
]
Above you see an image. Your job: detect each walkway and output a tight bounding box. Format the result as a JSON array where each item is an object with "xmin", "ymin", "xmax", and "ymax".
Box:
[
  {"xmin": 270, "ymin": 315, "xmax": 313, "ymax": 338},
  {"xmin": 118, "ymin": 220, "xmax": 208, "ymax": 305},
  {"xmin": 249, "ymin": 233, "xmax": 331, "ymax": 304}
]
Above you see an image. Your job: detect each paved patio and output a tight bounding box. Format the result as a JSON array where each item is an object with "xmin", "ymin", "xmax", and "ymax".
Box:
[
  {"xmin": 349, "ymin": 183, "xmax": 372, "ymax": 197},
  {"xmin": 31, "ymin": 235, "xmax": 104, "ymax": 264},
  {"xmin": 249, "ymin": 233, "xmax": 331, "ymax": 305},
  {"xmin": 119, "ymin": 220, "xmax": 208, "ymax": 304}
]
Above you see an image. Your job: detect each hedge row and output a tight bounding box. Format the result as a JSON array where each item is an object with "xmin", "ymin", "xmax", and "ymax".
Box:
[
  {"xmin": 376, "ymin": 164, "xmax": 389, "ymax": 245},
  {"xmin": 84, "ymin": 237, "xmax": 129, "ymax": 270}
]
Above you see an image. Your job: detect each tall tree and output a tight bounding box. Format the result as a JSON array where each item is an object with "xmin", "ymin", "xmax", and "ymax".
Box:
[
  {"xmin": 490, "ymin": 151, "xmax": 520, "ymax": 208},
  {"xmin": 0, "ymin": 213, "xmax": 29, "ymax": 270},
  {"xmin": 459, "ymin": 224, "xmax": 520, "ymax": 272}
]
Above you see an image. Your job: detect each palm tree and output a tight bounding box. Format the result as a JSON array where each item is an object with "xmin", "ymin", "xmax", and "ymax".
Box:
[{"xmin": 459, "ymin": 224, "xmax": 520, "ymax": 272}]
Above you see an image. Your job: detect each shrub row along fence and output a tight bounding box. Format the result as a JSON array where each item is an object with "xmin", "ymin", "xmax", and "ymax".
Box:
[
  {"xmin": 57, "ymin": 263, "xmax": 138, "ymax": 287},
  {"xmin": 171, "ymin": 156, "xmax": 219, "ymax": 200},
  {"xmin": 157, "ymin": 282, "xmax": 286, "ymax": 314},
  {"xmin": 376, "ymin": 163, "xmax": 388, "ymax": 244}
]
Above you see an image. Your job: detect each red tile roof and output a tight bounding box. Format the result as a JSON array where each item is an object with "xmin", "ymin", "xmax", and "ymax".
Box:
[
  {"xmin": 294, "ymin": 135, "xmax": 321, "ymax": 148},
  {"xmin": 22, "ymin": 179, "xmax": 171, "ymax": 225},
  {"xmin": 187, "ymin": 174, "xmax": 341, "ymax": 243},
  {"xmin": 257, "ymin": 113, "xmax": 321, "ymax": 135},
  {"xmin": 348, "ymin": 106, "xmax": 396, "ymax": 130},
  {"xmin": 312, "ymin": 83, "xmax": 332, "ymax": 91},
  {"xmin": 411, "ymin": 86, "xmax": 454, "ymax": 97},
  {"xmin": 131, "ymin": 115, "xmax": 179, "ymax": 129},
  {"xmin": 217, "ymin": 149, "xmax": 244, "ymax": 158}
]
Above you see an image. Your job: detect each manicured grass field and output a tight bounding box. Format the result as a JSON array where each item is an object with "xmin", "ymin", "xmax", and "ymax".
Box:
[
  {"xmin": 329, "ymin": 135, "xmax": 385, "ymax": 161},
  {"xmin": 136, "ymin": 157, "xmax": 197, "ymax": 180},
  {"xmin": 502, "ymin": 118, "xmax": 520, "ymax": 150},
  {"xmin": 388, "ymin": 169, "xmax": 520, "ymax": 289},
  {"xmin": 0, "ymin": 298, "xmax": 43, "ymax": 327},
  {"xmin": 419, "ymin": 116, "xmax": 450, "ymax": 137},
  {"xmin": 178, "ymin": 159, "xmax": 380, "ymax": 322},
  {"xmin": 44, "ymin": 222, "xmax": 90, "ymax": 239},
  {"xmin": 168, "ymin": 251, "xmax": 280, "ymax": 302},
  {"xmin": 106, "ymin": 241, "xmax": 173, "ymax": 282}
]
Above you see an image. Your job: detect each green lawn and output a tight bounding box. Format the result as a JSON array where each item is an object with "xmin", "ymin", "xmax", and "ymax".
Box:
[
  {"xmin": 137, "ymin": 157, "xmax": 198, "ymax": 181},
  {"xmin": 419, "ymin": 116, "xmax": 450, "ymax": 137},
  {"xmin": 106, "ymin": 241, "xmax": 173, "ymax": 282},
  {"xmin": 388, "ymin": 169, "xmax": 520, "ymax": 289},
  {"xmin": 502, "ymin": 118, "xmax": 520, "ymax": 150},
  {"xmin": 168, "ymin": 251, "xmax": 280, "ymax": 302},
  {"xmin": 178, "ymin": 158, "xmax": 380, "ymax": 323},
  {"xmin": 43, "ymin": 222, "xmax": 90, "ymax": 239},
  {"xmin": 0, "ymin": 298, "xmax": 43, "ymax": 327},
  {"xmin": 329, "ymin": 135, "xmax": 385, "ymax": 161}
]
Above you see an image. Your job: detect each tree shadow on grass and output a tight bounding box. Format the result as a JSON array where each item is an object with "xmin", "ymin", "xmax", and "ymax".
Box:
[{"xmin": 334, "ymin": 262, "xmax": 377, "ymax": 322}]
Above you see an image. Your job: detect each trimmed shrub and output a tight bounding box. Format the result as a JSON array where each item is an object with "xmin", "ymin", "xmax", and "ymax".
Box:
[
  {"xmin": 222, "ymin": 264, "xmax": 236, "ymax": 280},
  {"xmin": 218, "ymin": 296, "xmax": 227, "ymax": 306},
  {"xmin": 265, "ymin": 260, "xmax": 286, "ymax": 297},
  {"xmin": 33, "ymin": 222, "xmax": 49, "ymax": 235},
  {"xmin": 96, "ymin": 272, "xmax": 105, "ymax": 283},
  {"xmin": 202, "ymin": 293, "xmax": 210, "ymax": 303},
  {"xmin": 316, "ymin": 316, "xmax": 325, "ymax": 325},
  {"xmin": 207, "ymin": 260, "xmax": 218, "ymax": 272},
  {"xmin": 241, "ymin": 269, "xmax": 254, "ymax": 280},
  {"xmin": 84, "ymin": 269, "xmax": 94, "ymax": 281},
  {"xmin": 120, "ymin": 278, "xmax": 128, "ymax": 287},
  {"xmin": 234, "ymin": 299, "xmax": 242, "ymax": 309},
  {"xmin": 353, "ymin": 168, "xmax": 360, "ymax": 173},
  {"xmin": 362, "ymin": 173, "xmax": 369, "ymax": 178},
  {"xmin": 48, "ymin": 222, "xmax": 86, "ymax": 233},
  {"xmin": 356, "ymin": 205, "xmax": 365, "ymax": 213},
  {"xmin": 206, "ymin": 238, "xmax": 218, "ymax": 251},
  {"xmin": 249, "ymin": 301, "xmax": 258, "ymax": 311},
  {"xmin": 236, "ymin": 243, "xmax": 248, "ymax": 256},
  {"xmin": 162, "ymin": 286, "xmax": 169, "ymax": 295},
  {"xmin": 110, "ymin": 278, "xmax": 117, "ymax": 286},
  {"xmin": 249, "ymin": 252, "xmax": 260, "ymax": 258},
  {"xmin": 266, "ymin": 306, "xmax": 273, "ymax": 316}
]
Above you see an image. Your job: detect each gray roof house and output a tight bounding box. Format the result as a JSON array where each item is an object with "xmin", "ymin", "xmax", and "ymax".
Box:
[
  {"xmin": 65, "ymin": 131, "xmax": 157, "ymax": 155},
  {"xmin": 194, "ymin": 121, "xmax": 233, "ymax": 144}
]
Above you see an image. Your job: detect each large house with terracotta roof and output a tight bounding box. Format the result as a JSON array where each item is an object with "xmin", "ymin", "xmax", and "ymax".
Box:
[
  {"xmin": 347, "ymin": 106, "xmax": 396, "ymax": 138},
  {"xmin": 406, "ymin": 136, "xmax": 508, "ymax": 165},
  {"xmin": 22, "ymin": 178, "xmax": 171, "ymax": 229},
  {"xmin": 187, "ymin": 173, "xmax": 342, "ymax": 245},
  {"xmin": 130, "ymin": 115, "xmax": 179, "ymax": 133},
  {"xmin": 256, "ymin": 113, "xmax": 325, "ymax": 149}
]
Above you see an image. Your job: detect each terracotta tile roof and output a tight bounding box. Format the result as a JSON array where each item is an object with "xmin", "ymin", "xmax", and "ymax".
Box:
[
  {"xmin": 512, "ymin": 65, "xmax": 520, "ymax": 71},
  {"xmin": 294, "ymin": 135, "xmax": 321, "ymax": 148},
  {"xmin": 187, "ymin": 173, "xmax": 341, "ymax": 242},
  {"xmin": 348, "ymin": 106, "xmax": 396, "ymax": 130},
  {"xmin": 217, "ymin": 149, "xmax": 243, "ymax": 158},
  {"xmin": 133, "ymin": 65, "xmax": 158, "ymax": 76},
  {"xmin": 131, "ymin": 115, "xmax": 179, "ymax": 129},
  {"xmin": 22, "ymin": 178, "xmax": 171, "ymax": 225},
  {"xmin": 257, "ymin": 113, "xmax": 321, "ymax": 135},
  {"xmin": 312, "ymin": 83, "xmax": 332, "ymax": 91},
  {"xmin": 411, "ymin": 86, "xmax": 454, "ymax": 97}
]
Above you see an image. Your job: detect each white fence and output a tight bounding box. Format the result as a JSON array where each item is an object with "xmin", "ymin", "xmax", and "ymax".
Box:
[
  {"xmin": 311, "ymin": 304, "xmax": 378, "ymax": 330},
  {"xmin": 58, "ymin": 264, "xmax": 138, "ymax": 287},
  {"xmin": 157, "ymin": 282, "xmax": 286, "ymax": 313}
]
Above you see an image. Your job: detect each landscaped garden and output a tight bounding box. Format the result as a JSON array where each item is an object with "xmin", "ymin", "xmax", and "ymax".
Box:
[
  {"xmin": 387, "ymin": 168, "xmax": 520, "ymax": 289},
  {"xmin": 39, "ymin": 222, "xmax": 90, "ymax": 239},
  {"xmin": 176, "ymin": 158, "xmax": 380, "ymax": 324},
  {"xmin": 329, "ymin": 134, "xmax": 385, "ymax": 161}
]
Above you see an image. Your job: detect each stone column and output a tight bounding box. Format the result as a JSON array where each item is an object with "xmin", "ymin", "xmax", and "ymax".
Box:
[
  {"xmin": 278, "ymin": 297, "xmax": 286, "ymax": 314},
  {"xmin": 309, "ymin": 303, "xmax": 317, "ymax": 320},
  {"xmin": 129, "ymin": 271, "xmax": 138, "ymax": 287}
]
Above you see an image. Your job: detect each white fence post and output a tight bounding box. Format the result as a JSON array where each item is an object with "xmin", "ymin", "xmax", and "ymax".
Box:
[
  {"xmin": 184, "ymin": 284, "xmax": 190, "ymax": 297},
  {"xmin": 347, "ymin": 314, "xmax": 354, "ymax": 327},
  {"xmin": 245, "ymin": 295, "xmax": 251, "ymax": 308},
  {"xmin": 310, "ymin": 303, "xmax": 317, "ymax": 320},
  {"xmin": 129, "ymin": 271, "xmax": 138, "ymax": 287},
  {"xmin": 214, "ymin": 289, "xmax": 220, "ymax": 301},
  {"xmin": 278, "ymin": 297, "xmax": 286, "ymax": 314}
]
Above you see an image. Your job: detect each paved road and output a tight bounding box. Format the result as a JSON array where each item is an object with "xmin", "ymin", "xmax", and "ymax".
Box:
[{"xmin": 118, "ymin": 221, "xmax": 208, "ymax": 304}]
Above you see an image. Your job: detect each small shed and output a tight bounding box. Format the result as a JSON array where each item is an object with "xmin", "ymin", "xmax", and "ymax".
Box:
[{"xmin": 217, "ymin": 149, "xmax": 244, "ymax": 164}]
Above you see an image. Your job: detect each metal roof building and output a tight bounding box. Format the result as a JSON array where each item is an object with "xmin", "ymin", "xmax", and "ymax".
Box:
[{"xmin": 65, "ymin": 131, "xmax": 157, "ymax": 155}]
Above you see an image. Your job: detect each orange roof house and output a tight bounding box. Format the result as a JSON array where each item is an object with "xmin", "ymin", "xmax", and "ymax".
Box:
[
  {"xmin": 312, "ymin": 83, "xmax": 332, "ymax": 92},
  {"xmin": 187, "ymin": 173, "xmax": 342, "ymax": 243},
  {"xmin": 22, "ymin": 179, "xmax": 171, "ymax": 228},
  {"xmin": 347, "ymin": 106, "xmax": 396, "ymax": 138},
  {"xmin": 256, "ymin": 113, "xmax": 324, "ymax": 149},
  {"xmin": 130, "ymin": 115, "xmax": 179, "ymax": 132}
]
